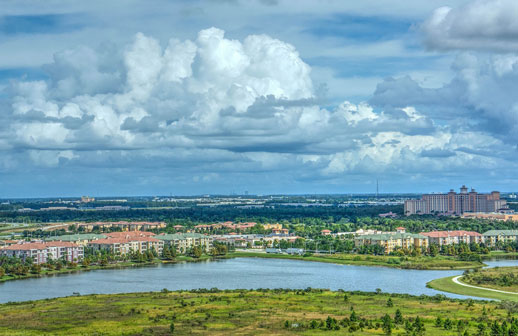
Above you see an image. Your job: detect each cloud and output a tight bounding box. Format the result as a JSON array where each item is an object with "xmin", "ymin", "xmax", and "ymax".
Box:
[
  {"xmin": 422, "ymin": 0, "xmax": 518, "ymax": 52},
  {"xmin": 2, "ymin": 25, "xmax": 518, "ymax": 195}
]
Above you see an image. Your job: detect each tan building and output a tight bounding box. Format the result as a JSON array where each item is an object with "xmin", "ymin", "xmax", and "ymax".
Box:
[
  {"xmin": 405, "ymin": 186, "xmax": 507, "ymax": 216},
  {"xmin": 88, "ymin": 236, "xmax": 163, "ymax": 255},
  {"xmin": 77, "ymin": 221, "xmax": 166, "ymax": 231},
  {"xmin": 462, "ymin": 212, "xmax": 518, "ymax": 222},
  {"xmin": 155, "ymin": 233, "xmax": 213, "ymax": 253},
  {"xmin": 483, "ymin": 230, "xmax": 518, "ymax": 246},
  {"xmin": 45, "ymin": 234, "xmax": 107, "ymax": 246},
  {"xmin": 354, "ymin": 233, "xmax": 428, "ymax": 254}
]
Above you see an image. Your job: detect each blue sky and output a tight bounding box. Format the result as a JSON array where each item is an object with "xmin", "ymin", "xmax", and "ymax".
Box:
[{"xmin": 1, "ymin": 0, "xmax": 517, "ymax": 197}]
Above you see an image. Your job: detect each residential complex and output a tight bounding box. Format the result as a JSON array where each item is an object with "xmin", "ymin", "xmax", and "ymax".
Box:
[
  {"xmin": 482, "ymin": 230, "xmax": 518, "ymax": 246},
  {"xmin": 420, "ymin": 230, "xmax": 483, "ymax": 246},
  {"xmin": 155, "ymin": 233, "xmax": 213, "ymax": 253},
  {"xmin": 404, "ymin": 185, "xmax": 507, "ymax": 216},
  {"xmin": 354, "ymin": 232, "xmax": 428, "ymax": 254},
  {"xmin": 76, "ymin": 221, "xmax": 167, "ymax": 231},
  {"xmin": 0, "ymin": 242, "xmax": 84, "ymax": 264}
]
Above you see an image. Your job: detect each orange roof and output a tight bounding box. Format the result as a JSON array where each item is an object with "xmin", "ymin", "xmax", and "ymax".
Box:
[
  {"xmin": 396, "ymin": 227, "xmax": 405, "ymax": 230},
  {"xmin": 420, "ymin": 230, "xmax": 482, "ymax": 237},
  {"xmin": 2, "ymin": 241, "xmax": 80, "ymax": 250},
  {"xmin": 321, "ymin": 229, "xmax": 331, "ymax": 232},
  {"xmin": 89, "ymin": 236, "xmax": 160, "ymax": 245},
  {"xmin": 105, "ymin": 231, "xmax": 155, "ymax": 238}
]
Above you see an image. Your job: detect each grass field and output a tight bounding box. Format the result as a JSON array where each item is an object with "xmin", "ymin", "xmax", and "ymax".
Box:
[
  {"xmin": 0, "ymin": 289, "xmax": 510, "ymax": 335},
  {"xmin": 463, "ymin": 266, "xmax": 518, "ymax": 292},
  {"xmin": 229, "ymin": 251, "xmax": 484, "ymax": 270},
  {"xmin": 427, "ymin": 275, "xmax": 518, "ymax": 301}
]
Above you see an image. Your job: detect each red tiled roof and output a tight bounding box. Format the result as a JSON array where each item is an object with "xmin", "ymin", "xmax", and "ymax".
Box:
[
  {"xmin": 420, "ymin": 230, "xmax": 482, "ymax": 237},
  {"xmin": 2, "ymin": 241, "xmax": 80, "ymax": 250},
  {"xmin": 105, "ymin": 231, "xmax": 155, "ymax": 238}
]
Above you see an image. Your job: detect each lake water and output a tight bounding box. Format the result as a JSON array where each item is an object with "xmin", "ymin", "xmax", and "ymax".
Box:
[{"xmin": 0, "ymin": 258, "xmax": 516, "ymax": 303}]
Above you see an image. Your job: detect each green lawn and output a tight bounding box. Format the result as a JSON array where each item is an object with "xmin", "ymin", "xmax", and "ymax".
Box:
[
  {"xmin": 229, "ymin": 251, "xmax": 484, "ymax": 270},
  {"xmin": 427, "ymin": 276, "xmax": 518, "ymax": 301},
  {"xmin": 0, "ymin": 289, "xmax": 509, "ymax": 335}
]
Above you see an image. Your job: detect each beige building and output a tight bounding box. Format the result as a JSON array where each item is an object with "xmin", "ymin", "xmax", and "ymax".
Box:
[
  {"xmin": 77, "ymin": 221, "xmax": 167, "ymax": 231},
  {"xmin": 45, "ymin": 234, "xmax": 107, "ymax": 246},
  {"xmin": 354, "ymin": 233, "xmax": 428, "ymax": 254},
  {"xmin": 462, "ymin": 212, "xmax": 518, "ymax": 222},
  {"xmin": 88, "ymin": 236, "xmax": 163, "ymax": 255},
  {"xmin": 483, "ymin": 230, "xmax": 518, "ymax": 246},
  {"xmin": 155, "ymin": 233, "xmax": 213, "ymax": 253}
]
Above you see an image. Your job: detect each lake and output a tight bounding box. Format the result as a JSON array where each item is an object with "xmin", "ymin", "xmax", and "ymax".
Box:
[{"xmin": 0, "ymin": 258, "xmax": 516, "ymax": 303}]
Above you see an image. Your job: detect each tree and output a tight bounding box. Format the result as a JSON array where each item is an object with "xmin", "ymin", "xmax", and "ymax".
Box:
[
  {"xmin": 170, "ymin": 322, "xmax": 175, "ymax": 333},
  {"xmin": 382, "ymin": 314, "xmax": 392, "ymax": 335},
  {"xmin": 394, "ymin": 309, "xmax": 403, "ymax": 324},
  {"xmin": 386, "ymin": 298, "xmax": 393, "ymax": 307},
  {"xmin": 191, "ymin": 246, "xmax": 202, "ymax": 258},
  {"xmin": 0, "ymin": 266, "xmax": 4, "ymax": 278},
  {"xmin": 30, "ymin": 264, "xmax": 41, "ymax": 274},
  {"xmin": 413, "ymin": 316, "xmax": 425, "ymax": 335}
]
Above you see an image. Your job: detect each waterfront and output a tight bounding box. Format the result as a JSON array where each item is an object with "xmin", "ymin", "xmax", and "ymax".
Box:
[{"xmin": 1, "ymin": 257, "xmax": 517, "ymax": 303}]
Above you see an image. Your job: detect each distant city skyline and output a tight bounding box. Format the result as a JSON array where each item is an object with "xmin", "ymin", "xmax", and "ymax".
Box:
[{"xmin": 1, "ymin": 0, "xmax": 518, "ymax": 197}]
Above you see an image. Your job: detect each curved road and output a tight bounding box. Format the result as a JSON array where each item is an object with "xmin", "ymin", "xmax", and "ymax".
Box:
[{"xmin": 452, "ymin": 276, "xmax": 518, "ymax": 295}]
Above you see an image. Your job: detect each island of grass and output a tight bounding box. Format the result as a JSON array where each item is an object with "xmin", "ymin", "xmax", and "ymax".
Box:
[
  {"xmin": 0, "ymin": 289, "xmax": 516, "ymax": 335},
  {"xmin": 229, "ymin": 251, "xmax": 485, "ymax": 270},
  {"xmin": 428, "ymin": 267, "xmax": 518, "ymax": 301}
]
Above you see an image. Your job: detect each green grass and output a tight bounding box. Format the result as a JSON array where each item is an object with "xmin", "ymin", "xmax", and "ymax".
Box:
[
  {"xmin": 0, "ymin": 289, "xmax": 509, "ymax": 335},
  {"xmin": 427, "ymin": 276, "xmax": 518, "ymax": 301},
  {"xmin": 463, "ymin": 267, "xmax": 518, "ymax": 292},
  {"xmin": 229, "ymin": 251, "xmax": 484, "ymax": 270}
]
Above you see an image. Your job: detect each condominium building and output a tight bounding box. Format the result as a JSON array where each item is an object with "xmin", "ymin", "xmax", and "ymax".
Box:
[
  {"xmin": 354, "ymin": 233, "xmax": 428, "ymax": 254},
  {"xmin": 76, "ymin": 221, "xmax": 167, "ymax": 231},
  {"xmin": 155, "ymin": 233, "xmax": 213, "ymax": 253},
  {"xmin": 0, "ymin": 242, "xmax": 84, "ymax": 264},
  {"xmin": 420, "ymin": 230, "xmax": 483, "ymax": 246},
  {"xmin": 482, "ymin": 230, "xmax": 518, "ymax": 246},
  {"xmin": 88, "ymin": 236, "xmax": 163, "ymax": 255},
  {"xmin": 45, "ymin": 233, "xmax": 107, "ymax": 246},
  {"xmin": 405, "ymin": 185, "xmax": 507, "ymax": 216}
]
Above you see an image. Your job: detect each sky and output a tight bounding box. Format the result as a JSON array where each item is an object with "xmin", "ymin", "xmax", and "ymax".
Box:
[{"xmin": 1, "ymin": 0, "xmax": 518, "ymax": 197}]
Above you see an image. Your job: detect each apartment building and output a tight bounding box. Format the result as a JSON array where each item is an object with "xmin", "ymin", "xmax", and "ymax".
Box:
[
  {"xmin": 155, "ymin": 233, "xmax": 213, "ymax": 253},
  {"xmin": 0, "ymin": 242, "xmax": 84, "ymax": 264},
  {"xmin": 88, "ymin": 236, "xmax": 163, "ymax": 255},
  {"xmin": 76, "ymin": 221, "xmax": 167, "ymax": 231},
  {"xmin": 354, "ymin": 233, "xmax": 428, "ymax": 254},
  {"xmin": 45, "ymin": 233, "xmax": 107, "ymax": 246},
  {"xmin": 420, "ymin": 230, "xmax": 484, "ymax": 246},
  {"xmin": 405, "ymin": 186, "xmax": 507, "ymax": 216},
  {"xmin": 483, "ymin": 230, "xmax": 518, "ymax": 246}
]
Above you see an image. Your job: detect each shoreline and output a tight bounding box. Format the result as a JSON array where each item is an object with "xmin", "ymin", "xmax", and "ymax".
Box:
[
  {"xmin": 427, "ymin": 275, "xmax": 518, "ymax": 301},
  {"xmin": 1, "ymin": 250, "xmax": 514, "ymax": 284}
]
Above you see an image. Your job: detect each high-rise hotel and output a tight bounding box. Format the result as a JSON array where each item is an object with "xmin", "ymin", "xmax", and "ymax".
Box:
[{"xmin": 404, "ymin": 185, "xmax": 507, "ymax": 216}]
